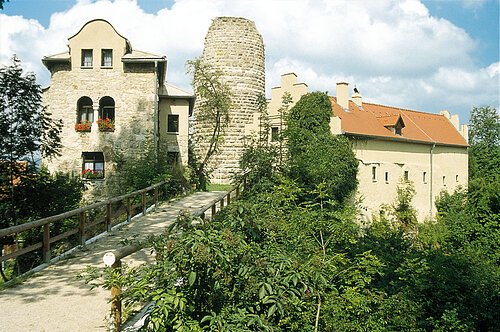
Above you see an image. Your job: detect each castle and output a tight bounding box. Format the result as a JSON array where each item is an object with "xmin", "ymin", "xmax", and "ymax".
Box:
[
  {"xmin": 246, "ymin": 73, "xmax": 469, "ymax": 221},
  {"xmin": 42, "ymin": 18, "xmax": 468, "ymax": 221},
  {"xmin": 42, "ymin": 19, "xmax": 192, "ymax": 194}
]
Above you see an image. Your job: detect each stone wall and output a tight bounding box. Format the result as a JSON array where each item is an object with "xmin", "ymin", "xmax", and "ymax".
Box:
[
  {"xmin": 43, "ymin": 64, "xmax": 157, "ymax": 196},
  {"xmin": 194, "ymin": 17, "xmax": 265, "ymax": 184}
]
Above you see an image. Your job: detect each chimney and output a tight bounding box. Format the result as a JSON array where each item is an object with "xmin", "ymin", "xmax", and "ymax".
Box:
[
  {"xmin": 352, "ymin": 92, "xmax": 362, "ymax": 107},
  {"xmin": 336, "ymin": 82, "xmax": 349, "ymax": 110}
]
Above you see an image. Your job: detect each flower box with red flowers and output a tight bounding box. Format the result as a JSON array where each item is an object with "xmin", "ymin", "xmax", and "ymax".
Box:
[
  {"xmin": 82, "ymin": 169, "xmax": 104, "ymax": 180},
  {"xmin": 75, "ymin": 120, "xmax": 92, "ymax": 132},
  {"xmin": 97, "ymin": 117, "xmax": 115, "ymax": 132}
]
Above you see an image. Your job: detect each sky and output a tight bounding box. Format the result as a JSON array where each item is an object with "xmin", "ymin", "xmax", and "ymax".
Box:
[{"xmin": 0, "ymin": 0, "xmax": 499, "ymax": 124}]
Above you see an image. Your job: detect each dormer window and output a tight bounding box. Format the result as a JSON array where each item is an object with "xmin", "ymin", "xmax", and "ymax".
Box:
[
  {"xmin": 395, "ymin": 124, "xmax": 402, "ymax": 136},
  {"xmin": 81, "ymin": 49, "xmax": 93, "ymax": 68},
  {"xmin": 101, "ymin": 49, "xmax": 112, "ymax": 67},
  {"xmin": 379, "ymin": 114, "xmax": 405, "ymax": 136}
]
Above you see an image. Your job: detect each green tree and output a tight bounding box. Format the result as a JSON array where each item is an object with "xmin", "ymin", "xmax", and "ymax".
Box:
[
  {"xmin": 187, "ymin": 58, "xmax": 232, "ymax": 190},
  {"xmin": 0, "ymin": 56, "xmax": 62, "ymax": 227},
  {"xmin": 285, "ymin": 92, "xmax": 358, "ymax": 204},
  {"xmin": 468, "ymin": 106, "xmax": 499, "ymax": 180},
  {"xmin": 0, "ymin": 0, "xmax": 9, "ymax": 10}
]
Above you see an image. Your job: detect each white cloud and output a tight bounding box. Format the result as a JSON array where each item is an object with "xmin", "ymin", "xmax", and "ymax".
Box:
[{"xmin": 0, "ymin": 0, "xmax": 497, "ymax": 122}]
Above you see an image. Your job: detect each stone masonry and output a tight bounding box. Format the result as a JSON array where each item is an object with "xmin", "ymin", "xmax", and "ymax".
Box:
[{"xmin": 194, "ymin": 17, "xmax": 265, "ymax": 184}]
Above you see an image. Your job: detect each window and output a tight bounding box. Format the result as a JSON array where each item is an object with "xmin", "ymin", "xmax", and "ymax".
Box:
[
  {"xmin": 98, "ymin": 96, "xmax": 115, "ymax": 131},
  {"xmin": 372, "ymin": 166, "xmax": 377, "ymax": 182},
  {"xmin": 395, "ymin": 125, "xmax": 402, "ymax": 136},
  {"xmin": 81, "ymin": 49, "xmax": 93, "ymax": 67},
  {"xmin": 82, "ymin": 152, "xmax": 104, "ymax": 179},
  {"xmin": 423, "ymin": 172, "xmax": 427, "ymax": 184},
  {"xmin": 167, "ymin": 114, "xmax": 179, "ymax": 133},
  {"xmin": 167, "ymin": 152, "xmax": 179, "ymax": 165},
  {"xmin": 77, "ymin": 96, "xmax": 93, "ymax": 123},
  {"xmin": 404, "ymin": 170, "xmax": 409, "ymax": 181},
  {"xmin": 101, "ymin": 49, "xmax": 113, "ymax": 67},
  {"xmin": 456, "ymin": 174, "xmax": 459, "ymax": 182},
  {"xmin": 443, "ymin": 176, "xmax": 446, "ymax": 186},
  {"xmin": 385, "ymin": 172, "xmax": 389, "ymax": 183},
  {"xmin": 271, "ymin": 127, "xmax": 279, "ymax": 142}
]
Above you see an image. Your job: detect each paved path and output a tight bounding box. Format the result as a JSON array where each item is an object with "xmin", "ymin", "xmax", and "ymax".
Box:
[{"xmin": 0, "ymin": 191, "xmax": 227, "ymax": 332}]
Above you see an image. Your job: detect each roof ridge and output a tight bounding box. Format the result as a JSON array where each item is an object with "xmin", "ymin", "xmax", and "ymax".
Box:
[{"xmin": 363, "ymin": 101, "xmax": 443, "ymax": 117}]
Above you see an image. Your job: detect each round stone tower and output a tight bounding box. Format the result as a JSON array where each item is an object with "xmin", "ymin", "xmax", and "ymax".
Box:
[{"xmin": 194, "ymin": 17, "xmax": 265, "ymax": 184}]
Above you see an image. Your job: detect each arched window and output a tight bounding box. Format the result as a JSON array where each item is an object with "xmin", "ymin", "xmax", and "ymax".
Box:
[
  {"xmin": 77, "ymin": 96, "xmax": 93, "ymax": 123},
  {"xmin": 99, "ymin": 96, "xmax": 115, "ymax": 121},
  {"xmin": 98, "ymin": 96, "xmax": 115, "ymax": 132}
]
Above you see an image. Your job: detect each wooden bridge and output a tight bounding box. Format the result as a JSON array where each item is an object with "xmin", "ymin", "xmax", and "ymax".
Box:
[{"xmin": 0, "ymin": 186, "xmax": 240, "ymax": 331}]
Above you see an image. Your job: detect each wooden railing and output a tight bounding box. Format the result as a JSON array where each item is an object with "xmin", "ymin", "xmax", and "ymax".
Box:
[
  {"xmin": 105, "ymin": 182, "xmax": 245, "ymax": 331},
  {"xmin": 0, "ymin": 181, "xmax": 167, "ymax": 267}
]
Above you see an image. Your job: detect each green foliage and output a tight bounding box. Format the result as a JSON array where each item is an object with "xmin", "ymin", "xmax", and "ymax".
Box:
[
  {"xmin": 0, "ymin": 56, "xmax": 62, "ymax": 167},
  {"xmin": 0, "ymin": 167, "xmax": 84, "ymax": 274},
  {"xmin": 108, "ymin": 141, "xmax": 188, "ymax": 197},
  {"xmin": 187, "ymin": 58, "xmax": 233, "ymax": 191},
  {"xmin": 286, "ymin": 92, "xmax": 358, "ymax": 204},
  {"xmin": 468, "ymin": 106, "xmax": 499, "ymax": 180}
]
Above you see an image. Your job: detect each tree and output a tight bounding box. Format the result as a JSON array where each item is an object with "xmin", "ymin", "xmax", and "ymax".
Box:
[
  {"xmin": 0, "ymin": 56, "xmax": 62, "ymax": 194},
  {"xmin": 187, "ymin": 58, "xmax": 232, "ymax": 190},
  {"xmin": 285, "ymin": 92, "xmax": 358, "ymax": 204},
  {"xmin": 468, "ymin": 106, "xmax": 499, "ymax": 180},
  {"xmin": 0, "ymin": 0, "xmax": 9, "ymax": 10}
]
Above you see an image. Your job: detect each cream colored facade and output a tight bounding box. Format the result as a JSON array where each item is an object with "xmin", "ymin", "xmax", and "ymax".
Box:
[
  {"xmin": 42, "ymin": 19, "xmax": 192, "ymax": 195},
  {"xmin": 247, "ymin": 73, "xmax": 468, "ymax": 221}
]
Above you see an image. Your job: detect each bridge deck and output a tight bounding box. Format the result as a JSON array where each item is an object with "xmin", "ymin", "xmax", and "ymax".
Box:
[{"xmin": 0, "ymin": 191, "xmax": 226, "ymax": 332}]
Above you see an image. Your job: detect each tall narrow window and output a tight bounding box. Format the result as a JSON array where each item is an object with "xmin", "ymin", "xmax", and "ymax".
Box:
[
  {"xmin": 98, "ymin": 96, "xmax": 115, "ymax": 131},
  {"xmin": 443, "ymin": 176, "xmax": 446, "ymax": 186},
  {"xmin": 271, "ymin": 127, "xmax": 279, "ymax": 142},
  {"xmin": 82, "ymin": 152, "xmax": 104, "ymax": 179},
  {"xmin": 372, "ymin": 166, "xmax": 377, "ymax": 182},
  {"xmin": 423, "ymin": 172, "xmax": 427, "ymax": 184},
  {"xmin": 385, "ymin": 172, "xmax": 389, "ymax": 183},
  {"xmin": 101, "ymin": 49, "xmax": 113, "ymax": 67},
  {"xmin": 167, "ymin": 114, "xmax": 179, "ymax": 133},
  {"xmin": 404, "ymin": 170, "xmax": 409, "ymax": 181},
  {"xmin": 81, "ymin": 49, "xmax": 93, "ymax": 67},
  {"xmin": 455, "ymin": 174, "xmax": 459, "ymax": 182},
  {"xmin": 76, "ymin": 97, "xmax": 93, "ymax": 131}
]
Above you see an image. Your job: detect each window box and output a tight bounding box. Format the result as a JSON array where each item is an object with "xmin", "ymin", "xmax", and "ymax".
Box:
[
  {"xmin": 75, "ymin": 120, "xmax": 92, "ymax": 132},
  {"xmin": 82, "ymin": 169, "xmax": 104, "ymax": 180},
  {"xmin": 97, "ymin": 117, "xmax": 115, "ymax": 132}
]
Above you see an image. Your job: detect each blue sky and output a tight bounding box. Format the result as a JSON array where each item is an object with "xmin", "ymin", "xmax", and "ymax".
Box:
[{"xmin": 1, "ymin": 0, "xmax": 499, "ymax": 123}]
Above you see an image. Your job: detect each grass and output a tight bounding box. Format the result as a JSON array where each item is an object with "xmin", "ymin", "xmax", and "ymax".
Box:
[{"xmin": 207, "ymin": 183, "xmax": 233, "ymax": 192}]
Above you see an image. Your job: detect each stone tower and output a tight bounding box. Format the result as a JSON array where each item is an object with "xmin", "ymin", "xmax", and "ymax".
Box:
[{"xmin": 194, "ymin": 17, "xmax": 265, "ymax": 184}]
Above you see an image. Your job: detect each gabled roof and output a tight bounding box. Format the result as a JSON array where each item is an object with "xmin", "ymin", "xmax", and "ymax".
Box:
[{"xmin": 330, "ymin": 97, "xmax": 468, "ymax": 147}]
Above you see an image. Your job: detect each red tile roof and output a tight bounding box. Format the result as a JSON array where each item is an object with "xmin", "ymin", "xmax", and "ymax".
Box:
[{"xmin": 330, "ymin": 97, "xmax": 468, "ymax": 147}]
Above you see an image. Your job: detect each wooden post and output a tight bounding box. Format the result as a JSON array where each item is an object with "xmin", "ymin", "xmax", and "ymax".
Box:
[
  {"xmin": 236, "ymin": 185, "xmax": 240, "ymax": 199},
  {"xmin": 227, "ymin": 192, "xmax": 231, "ymax": 205},
  {"xmin": 126, "ymin": 197, "xmax": 131, "ymax": 223},
  {"xmin": 79, "ymin": 212, "xmax": 86, "ymax": 246},
  {"xmin": 154, "ymin": 187, "xmax": 159, "ymax": 209},
  {"xmin": 220, "ymin": 198, "xmax": 224, "ymax": 209},
  {"xmin": 142, "ymin": 192, "xmax": 147, "ymax": 215},
  {"xmin": 211, "ymin": 204, "xmax": 216, "ymax": 218},
  {"xmin": 111, "ymin": 259, "xmax": 122, "ymax": 332},
  {"xmin": 106, "ymin": 203, "xmax": 112, "ymax": 232},
  {"xmin": 42, "ymin": 223, "xmax": 50, "ymax": 263}
]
